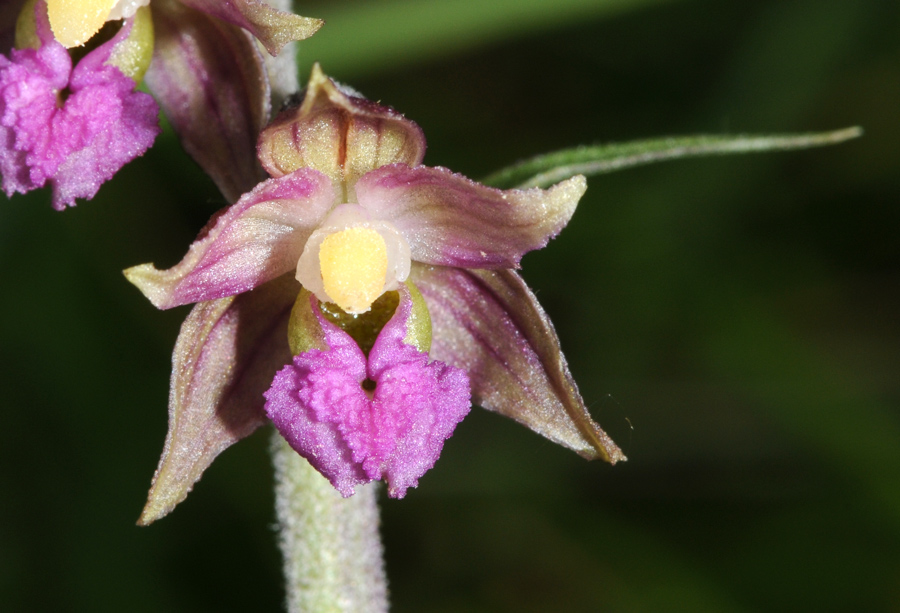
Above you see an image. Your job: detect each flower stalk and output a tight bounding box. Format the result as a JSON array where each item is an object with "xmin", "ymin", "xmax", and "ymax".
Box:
[{"xmin": 272, "ymin": 433, "xmax": 389, "ymax": 613}]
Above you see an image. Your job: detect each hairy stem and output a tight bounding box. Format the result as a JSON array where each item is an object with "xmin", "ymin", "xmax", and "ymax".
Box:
[{"xmin": 271, "ymin": 433, "xmax": 389, "ymax": 613}]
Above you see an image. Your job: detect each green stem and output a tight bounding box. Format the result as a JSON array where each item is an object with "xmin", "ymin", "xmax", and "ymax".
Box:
[{"xmin": 271, "ymin": 433, "xmax": 389, "ymax": 613}]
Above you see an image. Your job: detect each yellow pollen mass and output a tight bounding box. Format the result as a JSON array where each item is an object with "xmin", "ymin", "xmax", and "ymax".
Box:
[
  {"xmin": 47, "ymin": 0, "xmax": 118, "ymax": 48},
  {"xmin": 319, "ymin": 227, "xmax": 388, "ymax": 314}
]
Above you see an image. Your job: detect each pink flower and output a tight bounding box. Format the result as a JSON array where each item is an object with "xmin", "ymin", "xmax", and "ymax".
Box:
[
  {"xmin": 0, "ymin": 0, "xmax": 322, "ymax": 208},
  {"xmin": 0, "ymin": 0, "xmax": 159, "ymax": 209},
  {"xmin": 126, "ymin": 66, "xmax": 625, "ymax": 523}
]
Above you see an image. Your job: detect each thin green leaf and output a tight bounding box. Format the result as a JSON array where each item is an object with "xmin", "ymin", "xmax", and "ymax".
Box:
[{"xmin": 482, "ymin": 127, "xmax": 863, "ymax": 189}]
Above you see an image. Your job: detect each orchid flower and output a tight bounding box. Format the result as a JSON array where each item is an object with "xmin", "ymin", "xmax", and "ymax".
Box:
[
  {"xmin": 0, "ymin": 0, "xmax": 158, "ymax": 208},
  {"xmin": 0, "ymin": 0, "xmax": 322, "ymax": 208},
  {"xmin": 126, "ymin": 65, "xmax": 625, "ymax": 523}
]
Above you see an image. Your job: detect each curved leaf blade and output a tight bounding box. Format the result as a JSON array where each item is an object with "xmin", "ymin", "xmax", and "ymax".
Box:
[{"xmin": 482, "ymin": 127, "xmax": 863, "ymax": 189}]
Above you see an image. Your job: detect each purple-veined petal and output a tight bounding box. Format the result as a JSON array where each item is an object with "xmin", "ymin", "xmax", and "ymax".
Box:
[
  {"xmin": 146, "ymin": 0, "xmax": 269, "ymax": 203},
  {"xmin": 265, "ymin": 284, "xmax": 470, "ymax": 498},
  {"xmin": 138, "ymin": 274, "xmax": 297, "ymax": 525},
  {"xmin": 357, "ymin": 165, "xmax": 586, "ymax": 269},
  {"xmin": 125, "ymin": 168, "xmax": 336, "ymax": 309},
  {"xmin": 410, "ymin": 264, "xmax": 625, "ymax": 464},
  {"xmin": 178, "ymin": 0, "xmax": 322, "ymax": 57}
]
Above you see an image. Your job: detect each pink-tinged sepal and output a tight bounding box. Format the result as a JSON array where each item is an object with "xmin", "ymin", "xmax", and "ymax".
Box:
[
  {"xmin": 178, "ymin": 0, "xmax": 322, "ymax": 56},
  {"xmin": 265, "ymin": 284, "xmax": 471, "ymax": 498},
  {"xmin": 139, "ymin": 275, "xmax": 297, "ymax": 525},
  {"xmin": 0, "ymin": 0, "xmax": 159, "ymax": 209},
  {"xmin": 411, "ymin": 264, "xmax": 626, "ymax": 464},
  {"xmin": 357, "ymin": 165, "xmax": 587, "ymax": 269},
  {"xmin": 146, "ymin": 0, "xmax": 270, "ymax": 203},
  {"xmin": 124, "ymin": 168, "xmax": 336, "ymax": 309},
  {"xmin": 258, "ymin": 64, "xmax": 426, "ymax": 192}
]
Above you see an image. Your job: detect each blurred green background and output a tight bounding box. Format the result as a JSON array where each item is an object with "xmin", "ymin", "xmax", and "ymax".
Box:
[{"xmin": 2, "ymin": 0, "xmax": 898, "ymax": 610}]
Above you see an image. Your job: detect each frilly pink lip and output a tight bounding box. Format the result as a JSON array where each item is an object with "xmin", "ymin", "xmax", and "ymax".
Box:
[
  {"xmin": 264, "ymin": 284, "xmax": 471, "ymax": 498},
  {"xmin": 0, "ymin": 0, "xmax": 159, "ymax": 209}
]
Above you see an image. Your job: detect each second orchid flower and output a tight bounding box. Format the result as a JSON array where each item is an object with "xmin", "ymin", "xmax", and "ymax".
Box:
[{"xmin": 0, "ymin": 0, "xmax": 322, "ymax": 208}]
